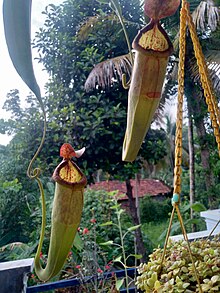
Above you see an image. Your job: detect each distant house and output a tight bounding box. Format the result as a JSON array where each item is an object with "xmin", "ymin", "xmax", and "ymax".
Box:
[{"xmin": 89, "ymin": 179, "xmax": 172, "ymax": 203}]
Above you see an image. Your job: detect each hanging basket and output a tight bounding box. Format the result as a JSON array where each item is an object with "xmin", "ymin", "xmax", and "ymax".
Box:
[{"xmin": 136, "ymin": 235, "xmax": 220, "ymax": 292}]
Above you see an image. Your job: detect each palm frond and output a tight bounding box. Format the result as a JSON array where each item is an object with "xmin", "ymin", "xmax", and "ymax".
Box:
[
  {"xmin": 172, "ymin": 0, "xmax": 220, "ymax": 49},
  {"xmin": 192, "ymin": 0, "xmax": 220, "ymax": 32},
  {"xmin": 190, "ymin": 50, "xmax": 220, "ymax": 93},
  {"xmin": 85, "ymin": 53, "xmax": 132, "ymax": 91},
  {"xmin": 207, "ymin": 51, "xmax": 220, "ymax": 92}
]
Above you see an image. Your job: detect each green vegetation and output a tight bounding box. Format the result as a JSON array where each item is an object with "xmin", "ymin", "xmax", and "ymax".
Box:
[
  {"xmin": 140, "ymin": 197, "xmax": 172, "ymax": 223},
  {"xmin": 142, "ymin": 222, "xmax": 169, "ymax": 248},
  {"xmin": 0, "ymin": 0, "xmax": 220, "ymax": 291},
  {"xmin": 136, "ymin": 236, "xmax": 220, "ymax": 292}
]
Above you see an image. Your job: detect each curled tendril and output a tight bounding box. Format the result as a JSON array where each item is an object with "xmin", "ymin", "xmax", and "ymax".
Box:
[
  {"xmin": 122, "ymin": 73, "xmax": 131, "ymax": 89},
  {"xmin": 27, "ymin": 104, "xmax": 46, "ymax": 180},
  {"xmin": 28, "ymin": 167, "xmax": 41, "ymax": 179}
]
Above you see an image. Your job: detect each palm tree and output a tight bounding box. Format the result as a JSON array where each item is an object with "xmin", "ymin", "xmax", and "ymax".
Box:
[
  {"xmin": 185, "ymin": 1, "xmax": 220, "ymax": 208},
  {"xmin": 84, "ymin": 0, "xmax": 220, "ymax": 208}
]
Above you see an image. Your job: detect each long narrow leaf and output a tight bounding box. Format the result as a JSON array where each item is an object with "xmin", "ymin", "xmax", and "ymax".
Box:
[
  {"xmin": 116, "ymin": 278, "xmax": 124, "ymax": 290},
  {"xmin": 3, "ymin": 0, "xmax": 42, "ymax": 102}
]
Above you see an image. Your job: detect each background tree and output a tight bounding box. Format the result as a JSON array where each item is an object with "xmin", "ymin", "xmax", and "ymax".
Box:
[
  {"xmin": 1, "ymin": 0, "xmax": 219, "ymax": 263},
  {"xmin": 180, "ymin": 1, "xmax": 220, "ymax": 208},
  {"xmin": 146, "ymin": 1, "xmax": 219, "ymax": 206},
  {"xmin": 83, "ymin": 0, "xmax": 220, "ymax": 211},
  {"xmin": 0, "ymin": 0, "xmax": 169, "ymax": 260}
]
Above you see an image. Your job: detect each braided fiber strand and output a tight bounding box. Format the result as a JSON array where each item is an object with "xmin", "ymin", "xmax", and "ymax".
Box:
[
  {"xmin": 161, "ymin": 2, "xmax": 203, "ymax": 292},
  {"xmin": 160, "ymin": 0, "xmax": 188, "ymax": 275},
  {"xmin": 159, "ymin": 206, "xmax": 175, "ymax": 273},
  {"xmin": 175, "ymin": 205, "xmax": 203, "ymax": 292},
  {"xmin": 186, "ymin": 7, "xmax": 220, "ymax": 156},
  {"xmin": 173, "ymin": 1, "xmax": 187, "ymax": 196}
]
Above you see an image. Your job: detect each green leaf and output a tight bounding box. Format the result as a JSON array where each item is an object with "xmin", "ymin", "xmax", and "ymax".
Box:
[
  {"xmin": 113, "ymin": 255, "xmax": 122, "ymax": 262},
  {"xmin": 182, "ymin": 282, "xmax": 190, "ymax": 289},
  {"xmin": 73, "ymin": 232, "xmax": 83, "ymax": 251},
  {"xmin": 100, "ymin": 221, "xmax": 113, "ymax": 226},
  {"xmin": 201, "ymin": 284, "xmax": 211, "ymax": 291},
  {"xmin": 99, "ymin": 240, "xmax": 114, "ymax": 246},
  {"xmin": 181, "ymin": 203, "xmax": 191, "ymax": 213},
  {"xmin": 211, "ymin": 275, "xmax": 220, "ymax": 284},
  {"xmin": 191, "ymin": 202, "xmax": 207, "ymax": 212},
  {"xmin": 154, "ymin": 280, "xmax": 161, "ymax": 290},
  {"xmin": 186, "ymin": 218, "xmax": 203, "ymax": 226},
  {"xmin": 3, "ymin": 0, "xmax": 42, "ymax": 103},
  {"xmin": 118, "ymin": 209, "xmax": 125, "ymax": 215},
  {"xmin": 105, "ymin": 199, "xmax": 112, "ymax": 203},
  {"xmin": 129, "ymin": 254, "xmax": 142, "ymax": 259},
  {"xmin": 127, "ymin": 224, "xmax": 141, "ymax": 231},
  {"xmin": 110, "ymin": 204, "xmax": 121, "ymax": 209},
  {"xmin": 116, "ymin": 278, "xmax": 124, "ymax": 290},
  {"xmin": 151, "ymin": 272, "xmax": 158, "ymax": 283}
]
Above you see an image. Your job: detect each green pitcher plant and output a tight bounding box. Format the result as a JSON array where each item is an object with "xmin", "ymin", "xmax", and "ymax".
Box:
[
  {"xmin": 35, "ymin": 143, "xmax": 87, "ymax": 281},
  {"xmin": 3, "ymin": 0, "xmax": 87, "ymax": 281},
  {"xmin": 122, "ymin": 0, "xmax": 180, "ymax": 162}
]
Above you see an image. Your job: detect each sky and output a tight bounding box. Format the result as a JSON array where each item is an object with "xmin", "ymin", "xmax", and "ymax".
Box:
[{"xmin": 0, "ymin": 0, "xmax": 63, "ymax": 145}]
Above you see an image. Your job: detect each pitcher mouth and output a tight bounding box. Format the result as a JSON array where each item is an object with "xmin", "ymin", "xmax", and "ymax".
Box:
[
  {"xmin": 52, "ymin": 159, "xmax": 87, "ymax": 187},
  {"xmin": 132, "ymin": 20, "xmax": 173, "ymax": 57}
]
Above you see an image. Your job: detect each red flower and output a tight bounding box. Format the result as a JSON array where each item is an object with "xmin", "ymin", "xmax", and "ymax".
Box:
[
  {"xmin": 77, "ymin": 227, "xmax": 81, "ymax": 232},
  {"xmin": 76, "ymin": 265, "xmax": 81, "ymax": 269},
  {"xmin": 90, "ymin": 218, "xmax": 96, "ymax": 223},
  {"xmin": 82, "ymin": 228, "xmax": 89, "ymax": 235},
  {"xmin": 40, "ymin": 252, "xmax": 43, "ymax": 258},
  {"xmin": 97, "ymin": 268, "xmax": 103, "ymax": 274},
  {"xmin": 105, "ymin": 265, "xmax": 111, "ymax": 270},
  {"xmin": 31, "ymin": 274, "xmax": 35, "ymax": 278},
  {"xmin": 68, "ymin": 251, "xmax": 72, "ymax": 257}
]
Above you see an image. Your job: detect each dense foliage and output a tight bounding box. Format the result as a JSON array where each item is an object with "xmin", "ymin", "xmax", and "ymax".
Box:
[
  {"xmin": 140, "ymin": 197, "xmax": 172, "ymax": 223},
  {"xmin": 0, "ymin": 2, "xmax": 220, "ymax": 287},
  {"xmin": 136, "ymin": 236, "xmax": 220, "ymax": 292}
]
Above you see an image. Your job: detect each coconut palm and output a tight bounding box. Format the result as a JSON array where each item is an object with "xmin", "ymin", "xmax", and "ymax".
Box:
[{"xmin": 84, "ymin": 0, "xmax": 220, "ymax": 208}]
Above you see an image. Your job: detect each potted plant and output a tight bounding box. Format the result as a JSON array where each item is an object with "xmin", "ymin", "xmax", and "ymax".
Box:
[{"xmin": 136, "ymin": 235, "xmax": 220, "ymax": 292}]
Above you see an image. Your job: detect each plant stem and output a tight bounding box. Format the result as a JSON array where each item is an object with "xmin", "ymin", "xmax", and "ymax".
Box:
[{"xmin": 116, "ymin": 207, "xmax": 129, "ymax": 293}]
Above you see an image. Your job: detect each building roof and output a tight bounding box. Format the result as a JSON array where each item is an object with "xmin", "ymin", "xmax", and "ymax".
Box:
[{"xmin": 89, "ymin": 179, "xmax": 171, "ymax": 200}]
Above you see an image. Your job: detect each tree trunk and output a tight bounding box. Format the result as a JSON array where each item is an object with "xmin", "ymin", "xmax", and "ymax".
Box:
[
  {"xmin": 187, "ymin": 98, "xmax": 196, "ymax": 232},
  {"xmin": 125, "ymin": 179, "xmax": 147, "ymax": 262},
  {"xmin": 186, "ymin": 79, "xmax": 214, "ymax": 207},
  {"xmin": 194, "ymin": 123, "xmax": 215, "ymax": 207}
]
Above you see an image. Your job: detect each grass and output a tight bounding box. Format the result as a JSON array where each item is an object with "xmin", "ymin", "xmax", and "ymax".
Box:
[{"xmin": 142, "ymin": 221, "xmax": 169, "ymax": 248}]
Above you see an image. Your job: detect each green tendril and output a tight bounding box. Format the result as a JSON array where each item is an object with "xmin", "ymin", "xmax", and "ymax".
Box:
[{"xmin": 27, "ymin": 103, "xmax": 47, "ymax": 180}]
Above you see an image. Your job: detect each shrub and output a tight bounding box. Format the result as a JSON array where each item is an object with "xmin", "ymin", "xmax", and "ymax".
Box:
[
  {"xmin": 140, "ymin": 196, "xmax": 172, "ymax": 223},
  {"xmin": 81, "ymin": 189, "xmax": 137, "ymax": 264}
]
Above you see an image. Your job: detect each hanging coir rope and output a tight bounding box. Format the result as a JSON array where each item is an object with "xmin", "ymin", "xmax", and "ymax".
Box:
[
  {"xmin": 186, "ymin": 4, "xmax": 220, "ymax": 239},
  {"xmin": 159, "ymin": 0, "xmax": 220, "ymax": 291}
]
